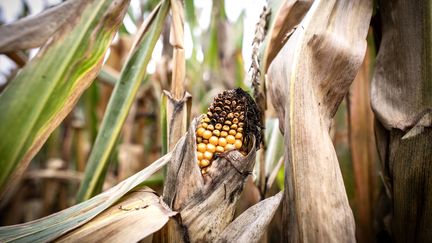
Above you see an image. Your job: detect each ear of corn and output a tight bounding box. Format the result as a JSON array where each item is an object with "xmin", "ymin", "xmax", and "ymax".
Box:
[{"xmin": 196, "ymin": 88, "xmax": 262, "ymax": 174}]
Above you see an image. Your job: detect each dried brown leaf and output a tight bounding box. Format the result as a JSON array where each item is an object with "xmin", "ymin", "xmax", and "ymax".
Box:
[
  {"xmin": 216, "ymin": 191, "xmax": 283, "ymax": 243},
  {"xmin": 263, "ymin": 0, "xmax": 312, "ymax": 72},
  {"xmin": 0, "ymin": 0, "xmax": 86, "ymax": 53},
  {"xmin": 57, "ymin": 188, "xmax": 176, "ymax": 242}
]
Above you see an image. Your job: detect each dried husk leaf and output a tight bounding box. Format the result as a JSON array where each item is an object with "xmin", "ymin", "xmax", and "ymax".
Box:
[
  {"xmin": 263, "ymin": 0, "xmax": 313, "ymax": 72},
  {"xmin": 162, "ymin": 117, "xmax": 257, "ymax": 242},
  {"xmin": 57, "ymin": 188, "xmax": 176, "ymax": 243},
  {"xmin": 0, "ymin": 0, "xmax": 85, "ymax": 53},
  {"xmin": 371, "ymin": 0, "xmax": 432, "ymax": 240},
  {"xmin": 267, "ymin": 0, "xmax": 372, "ymax": 241},
  {"xmin": 216, "ymin": 191, "xmax": 283, "ymax": 243}
]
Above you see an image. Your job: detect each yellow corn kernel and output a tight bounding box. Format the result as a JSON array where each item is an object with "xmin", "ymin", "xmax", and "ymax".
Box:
[
  {"xmin": 237, "ymin": 127, "xmax": 243, "ymax": 133},
  {"xmin": 235, "ymin": 133, "xmax": 243, "ymax": 139},
  {"xmin": 220, "ymin": 131, "xmax": 228, "ymax": 137},
  {"xmin": 197, "ymin": 137, "xmax": 203, "ymax": 143},
  {"xmin": 197, "ymin": 143, "xmax": 206, "ymax": 152},
  {"xmin": 207, "ymin": 143, "xmax": 216, "ymax": 153},
  {"xmin": 197, "ymin": 127, "xmax": 205, "ymax": 137},
  {"xmin": 204, "ymin": 151, "xmax": 213, "ymax": 160},
  {"xmin": 222, "ymin": 125, "xmax": 230, "ymax": 131},
  {"xmin": 224, "ymin": 120, "xmax": 232, "ymax": 125},
  {"xmin": 213, "ymin": 130, "xmax": 220, "ymax": 137},
  {"xmin": 197, "ymin": 152, "xmax": 203, "ymax": 160},
  {"xmin": 231, "ymin": 124, "xmax": 238, "ymax": 130},
  {"xmin": 233, "ymin": 118, "xmax": 239, "ymax": 124},
  {"xmin": 238, "ymin": 122, "xmax": 244, "ymax": 127},
  {"xmin": 234, "ymin": 139, "xmax": 242, "ymax": 149},
  {"xmin": 202, "ymin": 122, "xmax": 208, "ymax": 129},
  {"xmin": 224, "ymin": 144, "xmax": 235, "ymax": 151},
  {"xmin": 203, "ymin": 130, "xmax": 212, "ymax": 139},
  {"xmin": 218, "ymin": 137, "xmax": 227, "ymax": 147},
  {"xmin": 207, "ymin": 124, "xmax": 214, "ymax": 131},
  {"xmin": 204, "ymin": 117, "xmax": 211, "ymax": 123},
  {"xmin": 200, "ymin": 159, "xmax": 210, "ymax": 167},
  {"xmin": 229, "ymin": 129, "xmax": 236, "ymax": 135},
  {"xmin": 226, "ymin": 135, "xmax": 235, "ymax": 144},
  {"xmin": 209, "ymin": 136, "xmax": 218, "ymax": 145},
  {"xmin": 216, "ymin": 146, "xmax": 224, "ymax": 152},
  {"xmin": 201, "ymin": 167, "xmax": 209, "ymax": 174},
  {"xmin": 215, "ymin": 123, "xmax": 222, "ymax": 130}
]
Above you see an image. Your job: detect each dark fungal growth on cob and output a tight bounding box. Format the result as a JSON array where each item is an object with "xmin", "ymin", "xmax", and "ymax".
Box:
[{"xmin": 196, "ymin": 88, "xmax": 262, "ymax": 174}]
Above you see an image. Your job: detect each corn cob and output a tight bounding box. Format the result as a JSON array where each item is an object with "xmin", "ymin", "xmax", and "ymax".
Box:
[{"xmin": 196, "ymin": 88, "xmax": 262, "ymax": 174}]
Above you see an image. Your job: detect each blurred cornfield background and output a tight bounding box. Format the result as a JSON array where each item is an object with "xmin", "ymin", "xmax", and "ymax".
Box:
[{"xmin": 0, "ymin": 0, "xmax": 430, "ymax": 242}]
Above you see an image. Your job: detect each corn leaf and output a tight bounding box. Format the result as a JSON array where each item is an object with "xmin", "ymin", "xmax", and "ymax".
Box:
[
  {"xmin": 262, "ymin": 0, "xmax": 312, "ymax": 72},
  {"xmin": 76, "ymin": 0, "xmax": 170, "ymax": 202},
  {"xmin": 267, "ymin": 0, "xmax": 372, "ymax": 241},
  {"xmin": 0, "ymin": 0, "xmax": 84, "ymax": 52},
  {"xmin": 216, "ymin": 191, "xmax": 283, "ymax": 243},
  {"xmin": 57, "ymin": 188, "xmax": 176, "ymax": 242},
  {"xmin": 0, "ymin": 0, "xmax": 130, "ymax": 197},
  {"xmin": 0, "ymin": 153, "xmax": 172, "ymax": 242}
]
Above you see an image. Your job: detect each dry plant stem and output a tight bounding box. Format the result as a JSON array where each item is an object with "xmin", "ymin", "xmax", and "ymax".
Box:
[
  {"xmin": 372, "ymin": 0, "xmax": 432, "ymax": 240},
  {"xmin": 165, "ymin": 0, "xmax": 190, "ymax": 152},
  {"xmin": 5, "ymin": 51, "xmax": 27, "ymax": 67},
  {"xmin": 267, "ymin": 0, "xmax": 372, "ymax": 241},
  {"xmin": 163, "ymin": 117, "xmax": 258, "ymax": 242},
  {"xmin": 250, "ymin": 6, "xmax": 269, "ymax": 197},
  {"xmin": 347, "ymin": 46, "xmax": 377, "ymax": 242}
]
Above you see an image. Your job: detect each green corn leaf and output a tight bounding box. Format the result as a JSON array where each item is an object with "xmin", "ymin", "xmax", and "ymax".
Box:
[
  {"xmin": 0, "ymin": 0, "xmax": 130, "ymax": 197},
  {"xmin": 76, "ymin": 0, "xmax": 170, "ymax": 202},
  {"xmin": 0, "ymin": 153, "xmax": 172, "ymax": 242}
]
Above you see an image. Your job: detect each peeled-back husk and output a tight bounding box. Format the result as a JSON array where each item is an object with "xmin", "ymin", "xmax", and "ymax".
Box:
[{"xmin": 162, "ymin": 116, "xmax": 257, "ymax": 242}]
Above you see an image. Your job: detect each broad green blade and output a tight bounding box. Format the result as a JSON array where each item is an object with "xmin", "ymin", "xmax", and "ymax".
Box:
[
  {"xmin": 0, "ymin": 153, "xmax": 172, "ymax": 243},
  {"xmin": 0, "ymin": 0, "xmax": 130, "ymax": 196},
  {"xmin": 76, "ymin": 0, "xmax": 170, "ymax": 202}
]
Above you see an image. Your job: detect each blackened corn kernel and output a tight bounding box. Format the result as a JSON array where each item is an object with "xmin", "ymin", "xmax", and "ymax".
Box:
[{"xmin": 195, "ymin": 88, "xmax": 262, "ymax": 174}]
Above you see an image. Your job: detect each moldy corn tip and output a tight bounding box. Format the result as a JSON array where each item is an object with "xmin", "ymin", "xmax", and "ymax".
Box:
[{"xmin": 195, "ymin": 88, "xmax": 262, "ymax": 174}]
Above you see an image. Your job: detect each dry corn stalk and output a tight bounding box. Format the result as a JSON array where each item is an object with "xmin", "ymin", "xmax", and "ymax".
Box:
[
  {"xmin": 162, "ymin": 88, "xmax": 263, "ymax": 242},
  {"xmin": 267, "ymin": 0, "xmax": 372, "ymax": 241}
]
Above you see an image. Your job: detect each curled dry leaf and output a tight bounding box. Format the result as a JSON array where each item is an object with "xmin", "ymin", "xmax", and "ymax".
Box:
[
  {"xmin": 216, "ymin": 191, "xmax": 283, "ymax": 243},
  {"xmin": 267, "ymin": 0, "xmax": 372, "ymax": 241},
  {"xmin": 57, "ymin": 188, "xmax": 176, "ymax": 243},
  {"xmin": 263, "ymin": 0, "xmax": 313, "ymax": 72},
  {"xmin": 0, "ymin": 0, "xmax": 86, "ymax": 53}
]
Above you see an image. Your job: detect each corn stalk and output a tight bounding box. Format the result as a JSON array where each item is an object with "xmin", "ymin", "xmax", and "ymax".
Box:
[
  {"xmin": 267, "ymin": 0, "xmax": 372, "ymax": 241},
  {"xmin": 164, "ymin": 0, "xmax": 191, "ymax": 152},
  {"xmin": 371, "ymin": 0, "xmax": 432, "ymax": 240}
]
